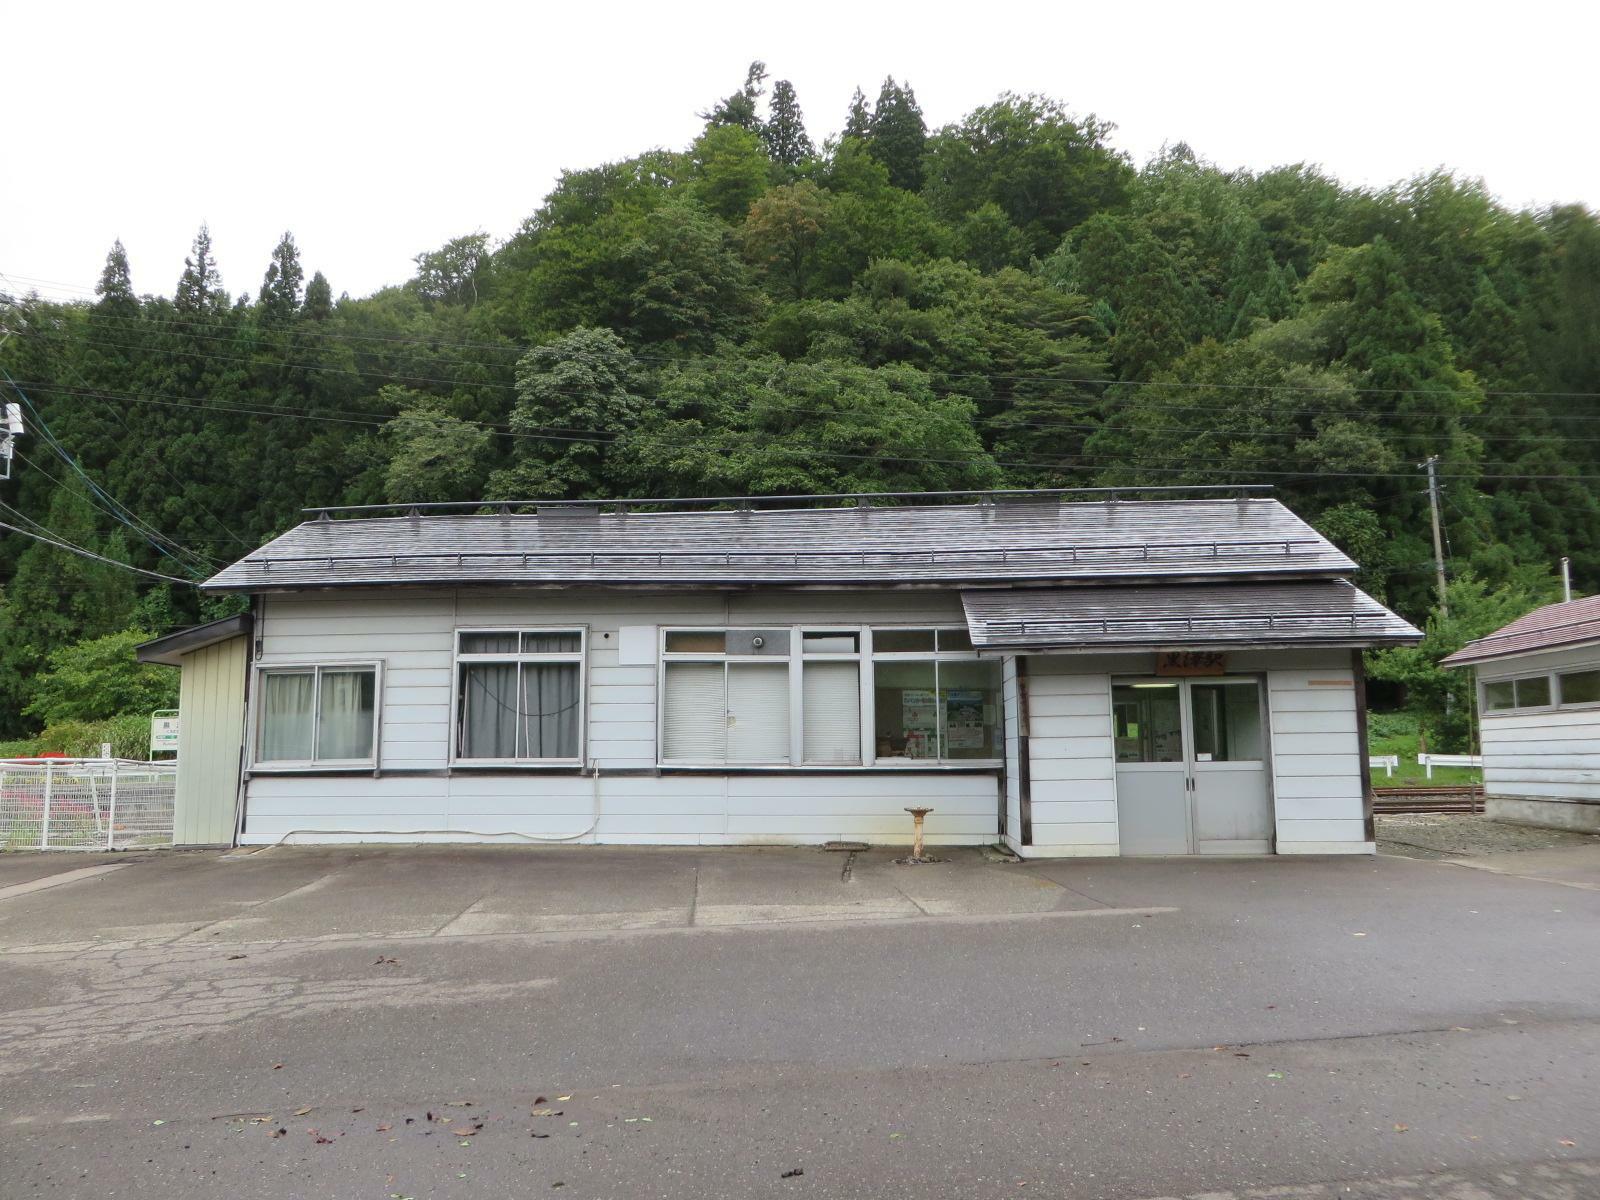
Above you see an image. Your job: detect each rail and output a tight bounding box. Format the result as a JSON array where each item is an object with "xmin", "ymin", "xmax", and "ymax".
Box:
[
  {"xmin": 300, "ymin": 485, "xmax": 1275, "ymax": 520},
  {"xmin": 0, "ymin": 758, "xmax": 176, "ymax": 851}
]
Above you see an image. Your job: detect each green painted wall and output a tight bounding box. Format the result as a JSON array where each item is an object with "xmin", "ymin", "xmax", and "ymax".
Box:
[{"xmin": 175, "ymin": 636, "xmax": 247, "ymax": 846}]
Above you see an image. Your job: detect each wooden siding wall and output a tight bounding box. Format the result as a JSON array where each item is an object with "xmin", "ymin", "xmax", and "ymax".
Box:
[
  {"xmin": 243, "ymin": 589, "xmax": 998, "ymax": 846},
  {"xmin": 175, "ymin": 636, "xmax": 248, "ymax": 846},
  {"xmin": 1477, "ymin": 645, "xmax": 1600, "ymax": 808}
]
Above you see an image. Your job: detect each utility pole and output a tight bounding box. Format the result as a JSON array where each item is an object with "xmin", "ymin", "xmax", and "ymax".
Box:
[{"xmin": 1421, "ymin": 455, "xmax": 1448, "ymax": 617}]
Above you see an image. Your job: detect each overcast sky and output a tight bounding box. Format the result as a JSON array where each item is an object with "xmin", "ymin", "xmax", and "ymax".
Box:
[{"xmin": 6, "ymin": 1, "xmax": 1596, "ymax": 305}]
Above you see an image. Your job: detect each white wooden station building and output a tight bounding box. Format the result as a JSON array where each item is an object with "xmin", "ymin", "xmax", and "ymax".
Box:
[
  {"xmin": 136, "ymin": 489, "xmax": 1420, "ymax": 856},
  {"xmin": 1442, "ymin": 594, "xmax": 1600, "ymax": 833}
]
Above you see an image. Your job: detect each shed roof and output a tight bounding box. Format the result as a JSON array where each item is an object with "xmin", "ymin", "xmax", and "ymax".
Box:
[
  {"xmin": 962, "ymin": 580, "xmax": 1420, "ymax": 651},
  {"xmin": 1440, "ymin": 594, "xmax": 1600, "ymax": 667},
  {"xmin": 202, "ymin": 497, "xmax": 1356, "ymax": 592},
  {"xmin": 134, "ymin": 614, "xmax": 253, "ymax": 666}
]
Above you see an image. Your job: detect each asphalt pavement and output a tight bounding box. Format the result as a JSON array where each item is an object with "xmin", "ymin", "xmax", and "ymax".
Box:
[{"xmin": 2, "ymin": 843, "xmax": 1598, "ymax": 1199}]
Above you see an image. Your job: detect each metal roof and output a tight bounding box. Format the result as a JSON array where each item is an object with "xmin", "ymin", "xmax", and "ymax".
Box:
[
  {"xmin": 962, "ymin": 580, "xmax": 1420, "ymax": 651},
  {"xmin": 1440, "ymin": 594, "xmax": 1600, "ymax": 667},
  {"xmin": 134, "ymin": 614, "xmax": 254, "ymax": 666},
  {"xmin": 202, "ymin": 497, "xmax": 1357, "ymax": 592}
]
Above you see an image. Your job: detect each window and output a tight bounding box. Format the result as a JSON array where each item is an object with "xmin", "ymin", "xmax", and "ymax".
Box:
[
  {"xmin": 871, "ymin": 628, "xmax": 1001, "ymax": 762},
  {"xmin": 455, "ymin": 630, "xmax": 584, "ymax": 762},
  {"xmin": 256, "ymin": 664, "xmax": 379, "ymax": 766},
  {"xmin": 657, "ymin": 624, "xmax": 1000, "ymax": 767},
  {"xmin": 1478, "ymin": 678, "xmax": 1555, "ymax": 713},
  {"xmin": 1514, "ymin": 675, "xmax": 1551, "ymax": 708},
  {"xmin": 1560, "ymin": 669, "xmax": 1600, "ymax": 706},
  {"xmin": 1189, "ymin": 681, "xmax": 1264, "ymax": 762},
  {"xmin": 660, "ymin": 629, "xmax": 793, "ymax": 764}
]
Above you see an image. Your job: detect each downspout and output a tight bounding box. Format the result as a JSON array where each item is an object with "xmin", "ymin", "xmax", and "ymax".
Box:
[
  {"xmin": 1352, "ymin": 649, "xmax": 1374, "ymax": 843},
  {"xmin": 1016, "ymin": 656, "xmax": 1033, "ymax": 847}
]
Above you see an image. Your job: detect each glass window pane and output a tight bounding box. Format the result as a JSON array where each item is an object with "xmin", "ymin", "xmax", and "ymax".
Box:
[
  {"xmin": 259, "ymin": 672, "xmax": 315, "ymax": 761},
  {"xmin": 1515, "ymin": 676, "xmax": 1551, "ymax": 707},
  {"xmin": 873, "ymin": 660, "xmax": 938, "ymax": 758},
  {"xmin": 522, "ymin": 632, "xmax": 581, "ymax": 654},
  {"xmin": 1560, "ymin": 670, "xmax": 1600, "ymax": 706},
  {"xmin": 519, "ymin": 662, "xmax": 581, "ymax": 759},
  {"xmin": 317, "ymin": 669, "xmax": 375, "ymax": 760},
  {"xmin": 1483, "ymin": 680, "xmax": 1515, "ymax": 711},
  {"xmin": 1189, "ymin": 682, "xmax": 1262, "ymax": 762},
  {"xmin": 937, "ymin": 628, "xmax": 975, "ymax": 652},
  {"xmin": 460, "ymin": 631, "xmax": 519, "ymax": 654},
  {"xmin": 874, "ymin": 629, "xmax": 936, "ymax": 653},
  {"xmin": 662, "ymin": 663, "xmax": 726, "ymax": 760},
  {"xmin": 1113, "ymin": 684, "xmax": 1183, "ymax": 763},
  {"xmin": 459, "ymin": 662, "xmax": 518, "ymax": 758},
  {"xmin": 726, "ymin": 629, "xmax": 790, "ymax": 657},
  {"xmin": 803, "ymin": 631, "xmax": 859, "ymax": 654},
  {"xmin": 804, "ymin": 661, "xmax": 861, "ymax": 763},
  {"xmin": 665, "ymin": 631, "xmax": 726, "ymax": 654},
  {"xmin": 727, "ymin": 663, "xmax": 790, "ymax": 762},
  {"xmin": 938, "ymin": 659, "xmax": 1000, "ymax": 759}
]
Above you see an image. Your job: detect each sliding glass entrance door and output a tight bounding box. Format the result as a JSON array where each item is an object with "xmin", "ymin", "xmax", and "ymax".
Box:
[{"xmin": 1113, "ymin": 677, "xmax": 1272, "ymax": 854}]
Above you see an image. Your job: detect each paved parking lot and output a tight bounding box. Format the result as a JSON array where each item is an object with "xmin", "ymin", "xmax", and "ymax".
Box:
[{"xmin": 3, "ymin": 843, "xmax": 1600, "ymax": 1199}]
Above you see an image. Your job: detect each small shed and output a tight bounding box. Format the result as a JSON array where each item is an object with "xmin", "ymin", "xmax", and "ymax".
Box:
[
  {"xmin": 1441, "ymin": 595, "xmax": 1600, "ymax": 832},
  {"xmin": 136, "ymin": 614, "xmax": 253, "ymax": 846}
]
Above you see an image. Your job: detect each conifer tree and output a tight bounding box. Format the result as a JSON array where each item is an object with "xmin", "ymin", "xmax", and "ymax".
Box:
[
  {"xmin": 174, "ymin": 224, "xmax": 225, "ymax": 314},
  {"xmin": 258, "ymin": 232, "xmax": 305, "ymax": 322},
  {"xmin": 843, "ymin": 87, "xmax": 871, "ymax": 140},
  {"xmin": 867, "ymin": 77, "xmax": 926, "ymax": 191},
  {"xmin": 762, "ymin": 79, "xmax": 815, "ymax": 167},
  {"xmin": 302, "ymin": 271, "xmax": 333, "ymax": 321}
]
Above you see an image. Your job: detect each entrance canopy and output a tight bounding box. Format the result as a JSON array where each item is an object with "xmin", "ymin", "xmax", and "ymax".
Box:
[{"xmin": 962, "ymin": 580, "xmax": 1419, "ymax": 653}]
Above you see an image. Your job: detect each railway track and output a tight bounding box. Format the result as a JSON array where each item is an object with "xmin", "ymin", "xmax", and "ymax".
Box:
[{"xmin": 1373, "ymin": 785, "xmax": 1485, "ymax": 815}]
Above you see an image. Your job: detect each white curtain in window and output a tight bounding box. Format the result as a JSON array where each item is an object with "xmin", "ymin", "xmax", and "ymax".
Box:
[
  {"xmin": 260, "ymin": 672, "xmax": 315, "ymax": 761},
  {"xmin": 460, "ymin": 663, "xmax": 518, "ymax": 758},
  {"xmin": 727, "ymin": 662, "xmax": 790, "ymax": 763},
  {"xmin": 520, "ymin": 663, "xmax": 580, "ymax": 759},
  {"xmin": 803, "ymin": 661, "xmax": 860, "ymax": 763},
  {"xmin": 662, "ymin": 663, "xmax": 726, "ymax": 761},
  {"xmin": 317, "ymin": 669, "xmax": 376, "ymax": 760}
]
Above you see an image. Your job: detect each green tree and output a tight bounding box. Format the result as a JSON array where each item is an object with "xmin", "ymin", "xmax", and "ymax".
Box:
[
  {"xmin": 702, "ymin": 60, "xmax": 767, "ymax": 132},
  {"xmin": 174, "ymin": 223, "xmax": 226, "ymax": 314},
  {"xmin": 688, "ymin": 125, "xmax": 771, "ymax": 222},
  {"xmin": 24, "ymin": 629, "xmax": 179, "ymax": 725},
  {"xmin": 487, "ymin": 328, "xmax": 647, "ymax": 499},
  {"xmin": 303, "ymin": 270, "xmax": 333, "ymax": 320},
  {"xmin": 762, "ymin": 79, "xmax": 815, "ymax": 167},
  {"xmin": 625, "ymin": 202, "xmax": 759, "ymax": 349},
  {"xmin": 412, "ymin": 232, "xmax": 491, "ymax": 308},
  {"xmin": 842, "ymin": 87, "xmax": 871, "ymax": 140},
  {"xmin": 866, "ymin": 77, "xmax": 926, "ymax": 191},
  {"xmin": 379, "ymin": 386, "xmax": 493, "ymax": 504},
  {"xmin": 257, "ymin": 231, "xmax": 305, "ymax": 322},
  {"xmin": 742, "ymin": 182, "xmax": 832, "ymax": 300}
]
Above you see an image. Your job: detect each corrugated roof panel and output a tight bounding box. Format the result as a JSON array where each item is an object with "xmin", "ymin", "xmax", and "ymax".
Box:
[
  {"xmin": 962, "ymin": 580, "xmax": 1420, "ymax": 650},
  {"xmin": 1440, "ymin": 594, "xmax": 1600, "ymax": 666},
  {"xmin": 203, "ymin": 498, "xmax": 1357, "ymax": 591}
]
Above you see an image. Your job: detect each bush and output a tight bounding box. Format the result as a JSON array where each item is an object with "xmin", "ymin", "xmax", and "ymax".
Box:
[
  {"xmin": 24, "ymin": 630, "xmax": 178, "ymax": 726},
  {"xmin": 13, "ymin": 715, "xmax": 154, "ymax": 760}
]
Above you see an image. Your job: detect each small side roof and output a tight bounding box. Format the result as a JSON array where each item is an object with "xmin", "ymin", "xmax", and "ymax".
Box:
[
  {"xmin": 962, "ymin": 580, "xmax": 1420, "ymax": 652},
  {"xmin": 1440, "ymin": 594, "xmax": 1600, "ymax": 667},
  {"xmin": 135, "ymin": 614, "xmax": 253, "ymax": 666}
]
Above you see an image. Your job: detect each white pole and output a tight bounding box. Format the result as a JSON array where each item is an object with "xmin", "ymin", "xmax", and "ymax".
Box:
[
  {"xmin": 40, "ymin": 760, "xmax": 52, "ymax": 850},
  {"xmin": 1421, "ymin": 456, "xmax": 1449, "ymax": 617},
  {"xmin": 107, "ymin": 762, "xmax": 119, "ymax": 850},
  {"xmin": 1561, "ymin": 557, "xmax": 1572, "ymax": 603}
]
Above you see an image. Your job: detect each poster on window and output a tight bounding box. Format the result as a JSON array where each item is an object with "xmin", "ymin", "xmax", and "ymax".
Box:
[
  {"xmin": 944, "ymin": 689, "xmax": 986, "ymax": 751},
  {"xmin": 901, "ymin": 689, "xmax": 937, "ymax": 757}
]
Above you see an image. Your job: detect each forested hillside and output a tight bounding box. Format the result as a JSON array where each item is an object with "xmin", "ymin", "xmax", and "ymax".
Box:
[{"xmin": 3, "ymin": 64, "xmax": 1599, "ymax": 745}]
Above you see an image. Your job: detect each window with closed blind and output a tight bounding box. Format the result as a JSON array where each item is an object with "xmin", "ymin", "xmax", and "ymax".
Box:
[{"xmin": 657, "ymin": 626, "xmax": 999, "ymax": 768}]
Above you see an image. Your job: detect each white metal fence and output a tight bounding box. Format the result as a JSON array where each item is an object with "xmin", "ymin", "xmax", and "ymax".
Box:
[{"xmin": 0, "ymin": 758, "xmax": 176, "ymax": 851}]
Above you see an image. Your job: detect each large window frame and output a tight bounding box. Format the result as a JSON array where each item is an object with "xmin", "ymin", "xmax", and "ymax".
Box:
[
  {"xmin": 656, "ymin": 625, "xmax": 1002, "ymax": 770},
  {"xmin": 251, "ymin": 661, "xmax": 383, "ymax": 771},
  {"xmin": 1481, "ymin": 661, "xmax": 1600, "ymax": 716},
  {"xmin": 450, "ymin": 627, "xmax": 588, "ymax": 767}
]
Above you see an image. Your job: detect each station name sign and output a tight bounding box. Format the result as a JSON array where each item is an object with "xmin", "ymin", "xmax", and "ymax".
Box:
[{"xmin": 1155, "ymin": 651, "xmax": 1226, "ymax": 677}]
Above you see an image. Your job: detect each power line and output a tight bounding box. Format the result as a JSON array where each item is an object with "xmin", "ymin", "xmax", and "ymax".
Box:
[{"xmin": 0, "ymin": 516, "xmax": 198, "ymax": 585}]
